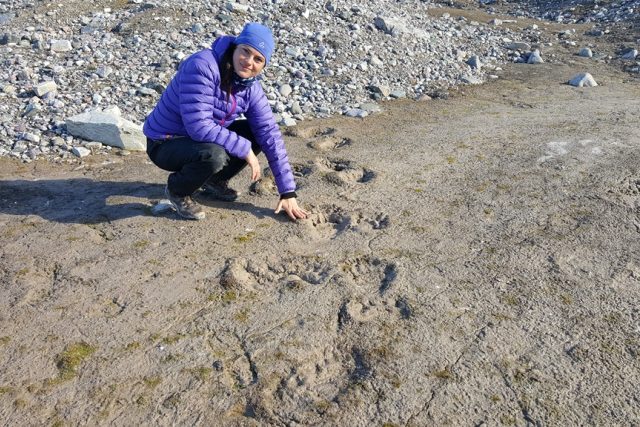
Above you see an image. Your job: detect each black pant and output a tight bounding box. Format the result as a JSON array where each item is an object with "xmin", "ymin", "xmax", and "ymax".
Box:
[{"xmin": 146, "ymin": 120, "xmax": 261, "ymax": 197}]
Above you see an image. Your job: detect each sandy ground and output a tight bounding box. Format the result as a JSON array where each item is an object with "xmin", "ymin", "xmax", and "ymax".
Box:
[{"xmin": 1, "ymin": 15, "xmax": 640, "ymax": 427}]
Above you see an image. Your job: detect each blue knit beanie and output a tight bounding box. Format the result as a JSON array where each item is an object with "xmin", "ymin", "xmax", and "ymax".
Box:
[{"xmin": 235, "ymin": 23, "xmax": 275, "ymax": 64}]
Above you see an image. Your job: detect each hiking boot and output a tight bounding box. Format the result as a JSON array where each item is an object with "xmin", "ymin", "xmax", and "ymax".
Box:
[
  {"xmin": 202, "ymin": 179, "xmax": 239, "ymax": 202},
  {"xmin": 165, "ymin": 186, "xmax": 205, "ymax": 220}
]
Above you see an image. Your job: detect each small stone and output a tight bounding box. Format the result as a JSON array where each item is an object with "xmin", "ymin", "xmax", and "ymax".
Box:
[
  {"xmin": 34, "ymin": 81, "xmax": 57, "ymax": 97},
  {"xmin": 226, "ymin": 2, "xmax": 250, "ymax": 14},
  {"xmin": 466, "ymin": 55, "xmax": 481, "ymax": 70},
  {"xmin": 621, "ymin": 49, "xmax": 638, "ymax": 60},
  {"xmin": 461, "ymin": 75, "xmax": 482, "ymax": 85},
  {"xmin": 359, "ymin": 103, "xmax": 382, "ymax": 113},
  {"xmin": 568, "ymin": 72, "xmax": 597, "ymax": 87},
  {"xmin": 579, "ymin": 48, "xmax": 593, "ymax": 58},
  {"xmin": 489, "ymin": 18, "xmax": 503, "ymax": 25},
  {"xmin": 527, "ymin": 50, "xmax": 544, "ymax": 64},
  {"xmin": 50, "ymin": 39, "xmax": 72, "ymax": 52},
  {"xmin": 369, "ymin": 85, "xmax": 390, "ymax": 97},
  {"xmin": 345, "ymin": 109, "xmax": 368, "ymax": 118},
  {"xmin": 389, "ymin": 90, "xmax": 406, "ymax": 99},
  {"xmin": 72, "ymin": 146, "xmax": 91, "ymax": 158},
  {"xmin": 278, "ymin": 84, "xmax": 292, "ymax": 97},
  {"xmin": 137, "ymin": 87, "xmax": 156, "ymax": 96},
  {"xmin": 505, "ymin": 41, "xmax": 531, "ymax": 51},
  {"xmin": 370, "ymin": 55, "xmax": 383, "ymax": 67},
  {"xmin": 191, "ymin": 23, "xmax": 205, "ymax": 33},
  {"xmin": 290, "ymin": 101, "xmax": 303, "ymax": 115},
  {"xmin": 22, "ymin": 132, "xmax": 40, "ymax": 143},
  {"xmin": 281, "ymin": 117, "xmax": 297, "ymax": 127},
  {"xmin": 151, "ymin": 200, "xmax": 174, "ymax": 215},
  {"xmin": 2, "ymin": 84, "xmax": 16, "ymax": 95},
  {"xmin": 96, "ymin": 65, "xmax": 113, "ymax": 78}
]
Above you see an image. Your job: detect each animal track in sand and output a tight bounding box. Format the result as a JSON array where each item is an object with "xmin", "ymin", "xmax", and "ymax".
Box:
[
  {"xmin": 316, "ymin": 158, "xmax": 376, "ymax": 186},
  {"xmin": 303, "ymin": 205, "xmax": 391, "ymax": 240},
  {"xmin": 285, "ymin": 126, "xmax": 336, "ymax": 139},
  {"xmin": 308, "ymin": 136, "xmax": 353, "ymax": 152},
  {"xmin": 338, "ymin": 256, "xmax": 399, "ymax": 295}
]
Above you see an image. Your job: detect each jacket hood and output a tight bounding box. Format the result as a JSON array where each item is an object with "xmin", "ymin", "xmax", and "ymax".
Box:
[{"xmin": 211, "ymin": 35, "xmax": 236, "ymax": 64}]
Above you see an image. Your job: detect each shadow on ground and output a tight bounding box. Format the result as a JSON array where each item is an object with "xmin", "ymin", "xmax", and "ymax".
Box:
[
  {"xmin": 0, "ymin": 179, "xmax": 162, "ymax": 224},
  {"xmin": 0, "ymin": 178, "xmax": 276, "ymax": 223}
]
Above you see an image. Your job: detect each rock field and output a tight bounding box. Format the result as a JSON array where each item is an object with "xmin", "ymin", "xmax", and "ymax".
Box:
[{"xmin": 1, "ymin": 0, "xmax": 637, "ymax": 162}]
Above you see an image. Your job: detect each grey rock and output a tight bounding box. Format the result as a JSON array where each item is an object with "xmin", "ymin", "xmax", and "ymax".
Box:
[
  {"xmin": 505, "ymin": 41, "xmax": 531, "ymax": 51},
  {"xmin": 527, "ymin": 50, "xmax": 544, "ymax": 64},
  {"xmin": 152, "ymin": 200, "xmax": 174, "ymax": 215},
  {"xmin": 72, "ymin": 146, "xmax": 91, "ymax": 158},
  {"xmin": 621, "ymin": 49, "xmax": 638, "ymax": 60},
  {"xmin": 461, "ymin": 75, "xmax": 483, "ymax": 85},
  {"xmin": 50, "ymin": 39, "xmax": 72, "ymax": 52},
  {"xmin": 278, "ymin": 84, "xmax": 292, "ymax": 97},
  {"xmin": 22, "ymin": 132, "xmax": 40, "ymax": 143},
  {"xmin": 290, "ymin": 101, "xmax": 303, "ymax": 115},
  {"xmin": 359, "ymin": 103, "xmax": 382, "ymax": 113},
  {"xmin": 226, "ymin": 2, "xmax": 250, "ymax": 14},
  {"xmin": 137, "ymin": 87, "xmax": 157, "ymax": 96},
  {"xmin": 369, "ymin": 55, "xmax": 384, "ymax": 67},
  {"xmin": 369, "ymin": 85, "xmax": 390, "ymax": 97},
  {"xmin": 34, "ymin": 81, "xmax": 58, "ymax": 97},
  {"xmin": 568, "ymin": 72, "xmax": 598, "ymax": 87},
  {"xmin": 466, "ymin": 55, "xmax": 481, "ymax": 70},
  {"xmin": 66, "ymin": 107, "xmax": 146, "ymax": 151},
  {"xmin": 579, "ymin": 48, "xmax": 593, "ymax": 58},
  {"xmin": 191, "ymin": 23, "xmax": 205, "ymax": 33},
  {"xmin": 345, "ymin": 108, "xmax": 368, "ymax": 118},
  {"xmin": 281, "ymin": 117, "xmax": 297, "ymax": 127},
  {"xmin": 390, "ymin": 90, "xmax": 406, "ymax": 99},
  {"xmin": 96, "ymin": 66, "xmax": 113, "ymax": 78}
]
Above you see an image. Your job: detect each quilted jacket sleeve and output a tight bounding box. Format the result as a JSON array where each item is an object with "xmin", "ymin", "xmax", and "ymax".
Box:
[
  {"xmin": 245, "ymin": 84, "xmax": 296, "ymax": 195},
  {"xmin": 178, "ymin": 58, "xmax": 251, "ymax": 159}
]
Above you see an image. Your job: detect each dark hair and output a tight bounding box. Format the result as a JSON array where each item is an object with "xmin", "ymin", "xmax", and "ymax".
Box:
[{"xmin": 220, "ymin": 44, "xmax": 236, "ymax": 101}]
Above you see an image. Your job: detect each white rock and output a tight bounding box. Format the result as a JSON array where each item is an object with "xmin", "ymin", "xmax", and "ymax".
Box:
[
  {"xmin": 568, "ymin": 72, "xmax": 598, "ymax": 87},
  {"xmin": 34, "ymin": 81, "xmax": 57, "ymax": 97},
  {"xmin": 527, "ymin": 50, "xmax": 544, "ymax": 64},
  {"xmin": 50, "ymin": 39, "xmax": 72, "ymax": 52},
  {"xmin": 72, "ymin": 146, "xmax": 91, "ymax": 158},
  {"xmin": 66, "ymin": 108, "xmax": 146, "ymax": 151},
  {"xmin": 579, "ymin": 48, "xmax": 593, "ymax": 57},
  {"xmin": 278, "ymin": 84, "xmax": 292, "ymax": 97}
]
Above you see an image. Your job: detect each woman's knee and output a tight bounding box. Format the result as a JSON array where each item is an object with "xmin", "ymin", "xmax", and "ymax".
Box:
[{"xmin": 198, "ymin": 145, "xmax": 229, "ymax": 173}]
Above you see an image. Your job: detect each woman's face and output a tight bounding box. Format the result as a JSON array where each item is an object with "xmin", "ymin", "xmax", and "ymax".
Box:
[{"xmin": 233, "ymin": 44, "xmax": 266, "ymax": 78}]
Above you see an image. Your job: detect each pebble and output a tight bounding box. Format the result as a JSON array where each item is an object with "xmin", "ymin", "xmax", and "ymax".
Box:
[
  {"xmin": 34, "ymin": 81, "xmax": 58, "ymax": 97},
  {"xmin": 50, "ymin": 39, "xmax": 72, "ymax": 52},
  {"xmin": 72, "ymin": 146, "xmax": 91, "ymax": 157},
  {"xmin": 151, "ymin": 200, "xmax": 174, "ymax": 215},
  {"xmin": 278, "ymin": 84, "xmax": 292, "ymax": 97},
  {"xmin": 579, "ymin": 48, "xmax": 593, "ymax": 58},
  {"xmin": 345, "ymin": 109, "xmax": 368, "ymax": 118},
  {"xmin": 527, "ymin": 50, "xmax": 544, "ymax": 64}
]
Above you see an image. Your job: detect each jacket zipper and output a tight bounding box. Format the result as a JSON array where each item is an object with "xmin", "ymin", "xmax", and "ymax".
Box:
[{"xmin": 219, "ymin": 93, "xmax": 237, "ymax": 126}]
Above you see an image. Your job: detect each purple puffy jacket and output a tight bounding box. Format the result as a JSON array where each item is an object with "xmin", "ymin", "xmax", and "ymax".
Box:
[{"xmin": 143, "ymin": 36, "xmax": 295, "ymax": 195}]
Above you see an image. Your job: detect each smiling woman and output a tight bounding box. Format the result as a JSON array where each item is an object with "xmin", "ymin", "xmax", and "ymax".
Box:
[{"xmin": 142, "ymin": 23, "xmax": 308, "ymax": 221}]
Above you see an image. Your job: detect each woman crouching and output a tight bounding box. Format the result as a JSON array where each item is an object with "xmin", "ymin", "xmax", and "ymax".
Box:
[{"xmin": 143, "ymin": 23, "xmax": 308, "ymax": 221}]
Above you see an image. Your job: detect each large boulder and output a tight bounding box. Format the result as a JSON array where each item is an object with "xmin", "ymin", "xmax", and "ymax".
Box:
[{"xmin": 66, "ymin": 106, "xmax": 146, "ymax": 151}]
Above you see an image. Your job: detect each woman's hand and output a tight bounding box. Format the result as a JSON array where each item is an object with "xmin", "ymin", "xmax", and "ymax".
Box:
[
  {"xmin": 245, "ymin": 149, "xmax": 261, "ymax": 182},
  {"xmin": 275, "ymin": 198, "xmax": 308, "ymax": 221}
]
